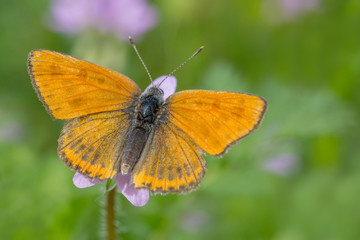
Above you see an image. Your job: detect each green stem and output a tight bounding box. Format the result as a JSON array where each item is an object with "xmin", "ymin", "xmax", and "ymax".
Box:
[{"xmin": 106, "ymin": 188, "xmax": 116, "ymax": 240}]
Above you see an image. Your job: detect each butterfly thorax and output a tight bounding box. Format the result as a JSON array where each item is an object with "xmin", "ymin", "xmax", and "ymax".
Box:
[
  {"xmin": 137, "ymin": 97, "xmax": 160, "ymax": 123},
  {"xmin": 120, "ymin": 86, "xmax": 165, "ymax": 175},
  {"xmin": 136, "ymin": 86, "xmax": 164, "ymax": 123}
]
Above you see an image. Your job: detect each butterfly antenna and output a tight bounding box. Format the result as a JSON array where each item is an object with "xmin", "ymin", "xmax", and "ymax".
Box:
[
  {"xmin": 158, "ymin": 46, "xmax": 204, "ymax": 87},
  {"xmin": 129, "ymin": 36, "xmax": 153, "ymax": 82}
]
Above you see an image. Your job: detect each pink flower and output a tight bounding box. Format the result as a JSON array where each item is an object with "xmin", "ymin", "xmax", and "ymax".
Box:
[
  {"xmin": 73, "ymin": 76, "xmax": 177, "ymax": 207},
  {"xmin": 279, "ymin": 0, "xmax": 320, "ymax": 20},
  {"xmin": 50, "ymin": 0, "xmax": 158, "ymax": 40},
  {"xmin": 261, "ymin": 153, "xmax": 299, "ymax": 176}
]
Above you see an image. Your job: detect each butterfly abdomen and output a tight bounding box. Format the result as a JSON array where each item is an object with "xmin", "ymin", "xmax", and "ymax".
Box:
[
  {"xmin": 121, "ymin": 127, "xmax": 149, "ymax": 175},
  {"xmin": 121, "ymin": 89, "xmax": 164, "ymax": 176}
]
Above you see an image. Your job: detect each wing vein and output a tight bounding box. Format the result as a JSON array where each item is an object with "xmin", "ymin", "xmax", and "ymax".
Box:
[
  {"xmin": 59, "ymin": 118, "xmax": 108, "ymax": 150},
  {"xmin": 39, "ymin": 83, "xmax": 94, "ymax": 93},
  {"xmin": 81, "ymin": 65, "xmax": 133, "ymax": 94},
  {"xmin": 78, "ymin": 126, "xmax": 120, "ymax": 164},
  {"xmin": 59, "ymin": 102, "xmax": 131, "ymax": 116},
  {"xmin": 162, "ymin": 123, "xmax": 201, "ymax": 183},
  {"xmin": 159, "ymin": 127, "xmax": 178, "ymax": 188},
  {"xmin": 167, "ymin": 110, "xmax": 207, "ymax": 149}
]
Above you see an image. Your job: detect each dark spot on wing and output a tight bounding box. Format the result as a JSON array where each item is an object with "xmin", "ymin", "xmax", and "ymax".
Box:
[
  {"xmin": 78, "ymin": 69, "xmax": 88, "ymax": 79},
  {"xmin": 75, "ymin": 144, "xmax": 86, "ymax": 154},
  {"xmin": 167, "ymin": 172, "xmax": 174, "ymax": 181},
  {"xmin": 91, "ymin": 148, "xmax": 103, "ymax": 164},
  {"xmin": 183, "ymin": 163, "xmax": 192, "ymax": 177},
  {"xmin": 157, "ymin": 165, "xmax": 165, "ymax": 180},
  {"xmin": 176, "ymin": 167, "xmax": 183, "ymax": 178},
  {"xmin": 70, "ymin": 139, "xmax": 83, "ymax": 150}
]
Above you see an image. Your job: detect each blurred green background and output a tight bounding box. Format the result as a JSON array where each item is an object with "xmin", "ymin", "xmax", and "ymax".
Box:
[{"xmin": 1, "ymin": 0, "xmax": 360, "ymax": 239}]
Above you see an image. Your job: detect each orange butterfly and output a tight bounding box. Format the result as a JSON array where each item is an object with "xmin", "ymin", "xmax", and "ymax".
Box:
[{"xmin": 27, "ymin": 45, "xmax": 267, "ymax": 194}]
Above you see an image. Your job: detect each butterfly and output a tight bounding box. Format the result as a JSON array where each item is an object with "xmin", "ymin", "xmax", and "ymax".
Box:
[{"xmin": 27, "ymin": 45, "xmax": 267, "ymax": 194}]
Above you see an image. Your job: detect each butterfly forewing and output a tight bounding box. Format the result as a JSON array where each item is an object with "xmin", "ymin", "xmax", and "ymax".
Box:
[
  {"xmin": 28, "ymin": 50, "xmax": 141, "ymax": 119},
  {"xmin": 165, "ymin": 90, "xmax": 267, "ymax": 156},
  {"xmin": 132, "ymin": 120, "xmax": 207, "ymax": 193}
]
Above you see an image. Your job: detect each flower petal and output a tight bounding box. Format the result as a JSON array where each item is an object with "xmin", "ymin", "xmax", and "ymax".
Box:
[
  {"xmin": 102, "ymin": 0, "xmax": 158, "ymax": 39},
  {"xmin": 280, "ymin": 0, "xmax": 320, "ymax": 20},
  {"xmin": 261, "ymin": 153, "xmax": 299, "ymax": 176},
  {"xmin": 116, "ymin": 174, "xmax": 149, "ymax": 207},
  {"xmin": 50, "ymin": 0, "xmax": 158, "ymax": 40},
  {"xmin": 73, "ymin": 172, "xmax": 103, "ymax": 188},
  {"xmin": 50, "ymin": 0, "xmax": 92, "ymax": 34},
  {"xmin": 145, "ymin": 75, "xmax": 177, "ymax": 100}
]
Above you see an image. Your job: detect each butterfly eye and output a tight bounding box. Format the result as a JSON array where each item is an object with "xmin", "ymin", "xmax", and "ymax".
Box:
[{"xmin": 159, "ymin": 88, "xmax": 164, "ymax": 96}]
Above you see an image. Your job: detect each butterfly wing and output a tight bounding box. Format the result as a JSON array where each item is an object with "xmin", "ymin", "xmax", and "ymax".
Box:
[
  {"xmin": 28, "ymin": 49, "xmax": 141, "ymax": 179},
  {"xmin": 165, "ymin": 90, "xmax": 267, "ymax": 156},
  {"xmin": 58, "ymin": 111, "xmax": 133, "ymax": 180},
  {"xmin": 132, "ymin": 120, "xmax": 207, "ymax": 193},
  {"xmin": 132, "ymin": 90, "xmax": 266, "ymax": 193},
  {"xmin": 28, "ymin": 49, "xmax": 141, "ymax": 119}
]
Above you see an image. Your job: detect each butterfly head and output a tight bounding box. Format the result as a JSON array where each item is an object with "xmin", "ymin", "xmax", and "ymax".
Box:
[
  {"xmin": 141, "ymin": 86, "xmax": 164, "ymax": 103},
  {"xmin": 137, "ymin": 86, "xmax": 164, "ymax": 123}
]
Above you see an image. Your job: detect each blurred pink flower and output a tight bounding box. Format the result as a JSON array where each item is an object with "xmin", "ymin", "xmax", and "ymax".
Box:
[
  {"xmin": 180, "ymin": 211, "xmax": 210, "ymax": 234},
  {"xmin": 279, "ymin": 0, "xmax": 320, "ymax": 19},
  {"xmin": 72, "ymin": 76, "xmax": 177, "ymax": 207},
  {"xmin": 0, "ymin": 122, "xmax": 24, "ymax": 142},
  {"xmin": 50, "ymin": 0, "xmax": 158, "ymax": 39},
  {"xmin": 261, "ymin": 153, "xmax": 299, "ymax": 176}
]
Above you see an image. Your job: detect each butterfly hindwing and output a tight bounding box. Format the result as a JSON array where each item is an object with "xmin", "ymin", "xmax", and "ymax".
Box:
[
  {"xmin": 58, "ymin": 111, "xmax": 132, "ymax": 180},
  {"xmin": 28, "ymin": 49, "xmax": 141, "ymax": 119},
  {"xmin": 165, "ymin": 90, "xmax": 267, "ymax": 156},
  {"xmin": 132, "ymin": 120, "xmax": 207, "ymax": 193}
]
